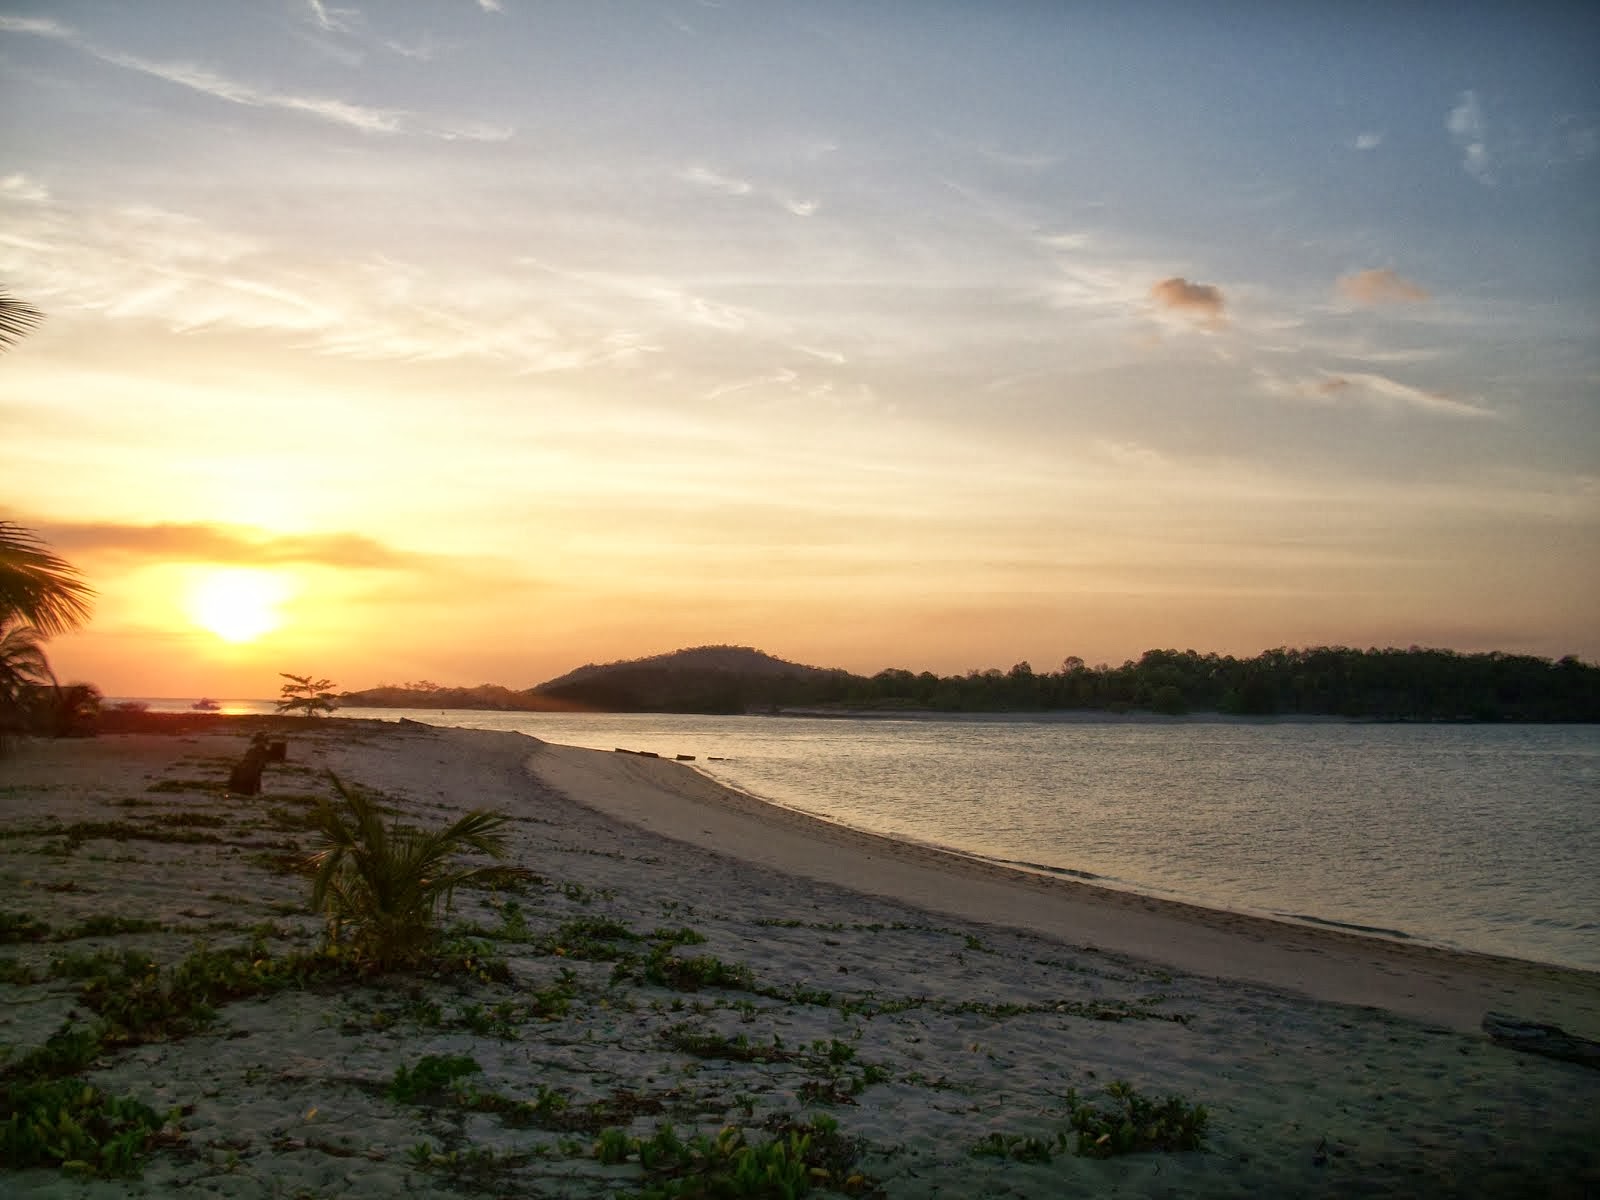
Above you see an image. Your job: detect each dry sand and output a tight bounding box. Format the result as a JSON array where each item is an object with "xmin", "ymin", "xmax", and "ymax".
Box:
[{"xmin": 2, "ymin": 720, "xmax": 1597, "ymax": 1198}]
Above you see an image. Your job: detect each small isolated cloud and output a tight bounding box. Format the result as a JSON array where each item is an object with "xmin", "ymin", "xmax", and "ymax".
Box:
[
  {"xmin": 1337, "ymin": 268, "xmax": 1430, "ymax": 306},
  {"xmin": 1353, "ymin": 131, "xmax": 1384, "ymax": 151},
  {"xmin": 1448, "ymin": 91, "xmax": 1493, "ymax": 184},
  {"xmin": 476, "ymin": 0, "xmax": 503, "ymax": 11},
  {"xmin": 1150, "ymin": 276, "xmax": 1226, "ymax": 329}
]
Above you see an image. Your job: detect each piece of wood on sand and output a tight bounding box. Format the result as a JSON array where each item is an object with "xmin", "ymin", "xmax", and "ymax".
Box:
[{"xmin": 227, "ymin": 739, "xmax": 272, "ymax": 796}]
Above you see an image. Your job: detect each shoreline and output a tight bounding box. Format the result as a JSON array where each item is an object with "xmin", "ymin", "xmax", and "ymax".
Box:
[
  {"xmin": 529, "ymin": 739, "xmax": 1600, "ymax": 1038},
  {"xmin": 4, "ymin": 722, "xmax": 1598, "ymax": 1196},
  {"xmin": 693, "ymin": 760, "xmax": 1576, "ymax": 974}
]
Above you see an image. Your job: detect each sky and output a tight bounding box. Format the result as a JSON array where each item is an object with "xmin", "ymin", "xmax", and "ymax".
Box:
[{"xmin": 2, "ymin": 1, "xmax": 1597, "ymax": 696}]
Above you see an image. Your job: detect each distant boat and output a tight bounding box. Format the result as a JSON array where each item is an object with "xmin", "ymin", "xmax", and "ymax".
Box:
[{"xmin": 191, "ymin": 698, "xmax": 221, "ymax": 712}]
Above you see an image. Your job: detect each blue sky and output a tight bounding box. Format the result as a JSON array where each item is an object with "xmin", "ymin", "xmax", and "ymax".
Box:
[{"xmin": 1, "ymin": 2, "xmax": 1596, "ymax": 693}]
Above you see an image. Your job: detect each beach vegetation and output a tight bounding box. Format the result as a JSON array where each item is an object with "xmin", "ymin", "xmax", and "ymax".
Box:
[
  {"xmin": 558, "ymin": 879, "xmax": 608, "ymax": 904},
  {"xmin": 0, "ymin": 954, "xmax": 39, "ymax": 984},
  {"xmin": 526, "ymin": 971, "xmax": 580, "ymax": 1019},
  {"xmin": 971, "ymin": 1130, "xmax": 1058, "ymax": 1163},
  {"xmin": 488, "ymin": 896, "xmax": 531, "ymax": 940},
  {"xmin": 3, "ymin": 1022, "xmax": 103, "ymax": 1081},
  {"xmin": 662, "ymin": 1025, "xmax": 793, "ymax": 1064},
  {"xmin": 305, "ymin": 772, "xmax": 531, "ymax": 970},
  {"xmin": 593, "ymin": 1116, "xmax": 870, "ymax": 1199},
  {"xmin": 0, "ymin": 1012, "xmax": 176, "ymax": 1180},
  {"xmin": 53, "ymin": 915, "xmax": 165, "ymax": 940},
  {"xmin": 56, "ymin": 819, "xmax": 225, "ymax": 849},
  {"xmin": 425, "ymin": 933, "xmax": 514, "ymax": 984},
  {"xmin": 652, "ymin": 925, "xmax": 708, "ymax": 947},
  {"xmin": 455, "ymin": 999, "xmax": 522, "ymax": 1039},
  {"xmin": 0, "ymin": 908, "xmax": 51, "ymax": 943},
  {"xmin": 388, "ymin": 1053, "xmax": 482, "ymax": 1104},
  {"xmin": 276, "ymin": 672, "xmax": 338, "ymax": 718},
  {"xmin": 1064, "ymin": 1081, "xmax": 1208, "ymax": 1156},
  {"xmin": 0, "ymin": 1077, "xmax": 174, "ymax": 1176},
  {"xmin": 641, "ymin": 948, "xmax": 756, "ymax": 992},
  {"xmin": 542, "ymin": 914, "xmax": 641, "ymax": 960},
  {"xmin": 0, "ymin": 617, "xmax": 56, "ymax": 751}
]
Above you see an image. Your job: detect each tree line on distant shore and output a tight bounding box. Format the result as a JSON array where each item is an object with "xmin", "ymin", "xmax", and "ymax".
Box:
[
  {"xmin": 831, "ymin": 647, "xmax": 1599, "ymax": 721},
  {"xmin": 345, "ymin": 644, "xmax": 1600, "ymax": 722}
]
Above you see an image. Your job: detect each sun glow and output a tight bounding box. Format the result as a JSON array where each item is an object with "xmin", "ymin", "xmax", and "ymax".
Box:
[{"xmin": 187, "ymin": 569, "xmax": 290, "ymax": 643}]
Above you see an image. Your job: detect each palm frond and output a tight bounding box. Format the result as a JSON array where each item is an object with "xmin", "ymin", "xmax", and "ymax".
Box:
[
  {"xmin": 0, "ymin": 521, "xmax": 94, "ymax": 637},
  {"xmin": 304, "ymin": 770, "xmax": 525, "ymax": 969},
  {"xmin": 0, "ymin": 292, "xmax": 42, "ymax": 353}
]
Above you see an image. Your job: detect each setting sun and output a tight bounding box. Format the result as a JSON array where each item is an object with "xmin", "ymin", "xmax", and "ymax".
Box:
[{"xmin": 186, "ymin": 569, "xmax": 289, "ymax": 644}]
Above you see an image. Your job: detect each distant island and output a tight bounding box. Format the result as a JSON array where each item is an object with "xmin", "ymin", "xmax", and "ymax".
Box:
[{"xmin": 340, "ymin": 644, "xmax": 1600, "ymax": 722}]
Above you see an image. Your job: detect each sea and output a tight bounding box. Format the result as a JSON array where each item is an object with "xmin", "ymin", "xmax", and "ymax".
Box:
[{"xmin": 117, "ymin": 700, "xmax": 1600, "ymax": 972}]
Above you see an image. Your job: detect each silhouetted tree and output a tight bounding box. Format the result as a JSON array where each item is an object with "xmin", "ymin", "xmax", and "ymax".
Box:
[{"xmin": 278, "ymin": 673, "xmax": 338, "ymax": 718}]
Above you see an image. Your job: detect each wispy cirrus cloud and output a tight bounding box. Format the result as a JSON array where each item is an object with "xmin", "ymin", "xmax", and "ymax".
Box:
[
  {"xmin": 1448, "ymin": 91, "xmax": 1493, "ymax": 184},
  {"xmin": 41, "ymin": 521, "xmax": 428, "ymax": 569},
  {"xmin": 1337, "ymin": 268, "xmax": 1430, "ymax": 306},
  {"xmin": 682, "ymin": 165, "xmax": 751, "ymax": 196},
  {"xmin": 680, "ymin": 164, "xmax": 817, "ymax": 218},
  {"xmin": 0, "ymin": 198, "xmax": 647, "ymax": 372},
  {"xmin": 0, "ymin": 174, "xmax": 50, "ymax": 203},
  {"xmin": 515, "ymin": 255, "xmax": 752, "ymax": 333},
  {"xmin": 304, "ymin": 0, "xmax": 360, "ymax": 34},
  {"xmin": 0, "ymin": 15, "xmax": 509, "ymax": 141},
  {"xmin": 1259, "ymin": 367, "xmax": 1496, "ymax": 420},
  {"xmin": 1341, "ymin": 371, "xmax": 1494, "ymax": 418}
]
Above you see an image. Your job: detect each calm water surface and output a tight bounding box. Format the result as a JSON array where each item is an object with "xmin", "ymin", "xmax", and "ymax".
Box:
[{"xmin": 124, "ymin": 702, "xmax": 1600, "ymax": 971}]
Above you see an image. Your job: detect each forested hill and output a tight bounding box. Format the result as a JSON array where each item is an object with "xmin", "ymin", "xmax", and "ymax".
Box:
[
  {"xmin": 530, "ymin": 645, "xmax": 840, "ymax": 714},
  {"xmin": 340, "ymin": 645, "xmax": 1600, "ymax": 721}
]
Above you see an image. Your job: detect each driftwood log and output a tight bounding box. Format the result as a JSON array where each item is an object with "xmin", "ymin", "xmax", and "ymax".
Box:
[{"xmin": 1482, "ymin": 1012, "xmax": 1600, "ymax": 1068}]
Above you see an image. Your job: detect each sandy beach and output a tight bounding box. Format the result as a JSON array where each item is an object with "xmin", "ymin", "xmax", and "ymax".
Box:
[{"xmin": 2, "ymin": 719, "xmax": 1597, "ymax": 1197}]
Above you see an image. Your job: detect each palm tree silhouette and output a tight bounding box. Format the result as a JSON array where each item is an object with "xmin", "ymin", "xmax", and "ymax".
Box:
[
  {"xmin": 0, "ymin": 291, "xmax": 93, "ymax": 635},
  {"xmin": 0, "ymin": 290, "xmax": 94, "ymax": 747},
  {"xmin": 0, "ymin": 521, "xmax": 93, "ymax": 638},
  {"xmin": 0, "ymin": 617, "xmax": 55, "ymax": 746}
]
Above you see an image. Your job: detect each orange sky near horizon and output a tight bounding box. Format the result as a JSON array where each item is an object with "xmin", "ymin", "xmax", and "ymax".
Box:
[{"xmin": 4, "ymin": 5, "xmax": 1597, "ymax": 697}]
